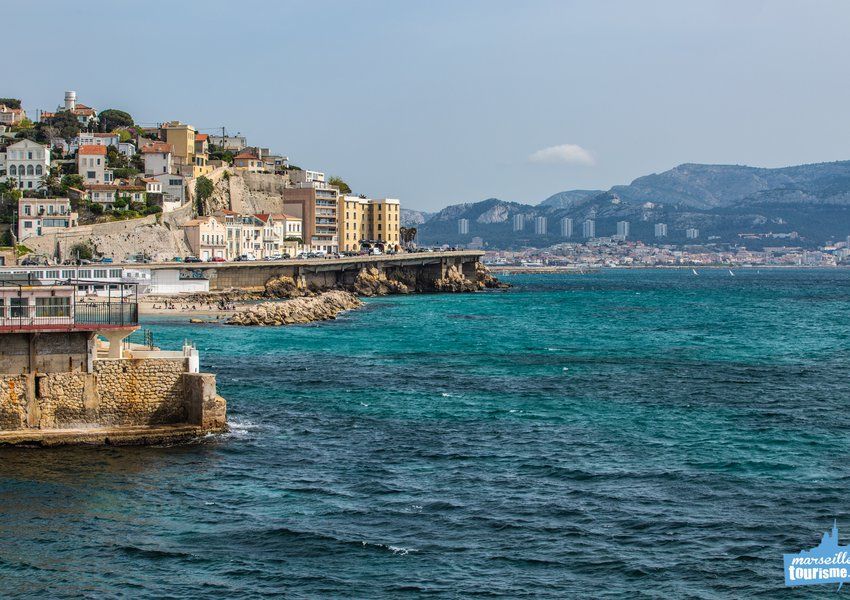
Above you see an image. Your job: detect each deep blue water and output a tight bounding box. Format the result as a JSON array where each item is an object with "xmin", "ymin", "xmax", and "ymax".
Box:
[{"xmin": 1, "ymin": 268, "xmax": 850, "ymax": 598}]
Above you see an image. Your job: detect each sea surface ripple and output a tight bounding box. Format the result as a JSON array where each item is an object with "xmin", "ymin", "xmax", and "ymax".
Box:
[{"xmin": 1, "ymin": 268, "xmax": 848, "ymax": 598}]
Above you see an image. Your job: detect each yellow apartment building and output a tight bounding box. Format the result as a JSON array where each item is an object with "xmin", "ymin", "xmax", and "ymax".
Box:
[{"xmin": 337, "ymin": 196, "xmax": 401, "ymax": 252}]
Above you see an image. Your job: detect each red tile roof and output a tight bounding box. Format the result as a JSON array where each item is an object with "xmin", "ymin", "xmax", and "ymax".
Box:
[
  {"xmin": 234, "ymin": 151, "xmax": 258, "ymax": 160},
  {"xmin": 140, "ymin": 142, "xmax": 173, "ymax": 154},
  {"xmin": 78, "ymin": 145, "xmax": 107, "ymax": 155},
  {"xmin": 195, "ymin": 133, "xmax": 208, "ymax": 141}
]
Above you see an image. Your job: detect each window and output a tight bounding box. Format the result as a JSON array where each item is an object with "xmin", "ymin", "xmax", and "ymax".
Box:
[
  {"xmin": 8, "ymin": 165, "xmax": 16, "ymax": 176},
  {"xmin": 36, "ymin": 297, "xmax": 70, "ymax": 318},
  {"xmin": 93, "ymin": 269, "xmax": 107, "ymax": 278},
  {"xmin": 78, "ymin": 269, "xmax": 92, "ymax": 278},
  {"xmin": 44, "ymin": 270, "xmax": 59, "ymax": 279},
  {"xmin": 61, "ymin": 270, "xmax": 75, "ymax": 278},
  {"xmin": 35, "ymin": 165, "xmax": 42, "ymax": 176},
  {"xmin": 87, "ymin": 171, "xmax": 96, "ymax": 179},
  {"xmin": 10, "ymin": 297, "xmax": 27, "ymax": 318},
  {"xmin": 109, "ymin": 269, "xmax": 121, "ymax": 278}
]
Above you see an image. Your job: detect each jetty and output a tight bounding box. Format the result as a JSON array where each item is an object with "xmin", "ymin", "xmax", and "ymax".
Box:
[{"xmin": 0, "ymin": 277, "xmax": 226, "ymax": 446}]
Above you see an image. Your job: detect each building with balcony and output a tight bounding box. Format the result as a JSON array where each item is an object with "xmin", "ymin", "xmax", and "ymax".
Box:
[
  {"xmin": 337, "ymin": 196, "xmax": 401, "ymax": 252},
  {"xmin": 180, "ymin": 215, "xmax": 227, "ymax": 261},
  {"xmin": 17, "ymin": 198, "xmax": 78, "ymax": 241},
  {"xmin": 283, "ymin": 186, "xmax": 339, "ymax": 253}
]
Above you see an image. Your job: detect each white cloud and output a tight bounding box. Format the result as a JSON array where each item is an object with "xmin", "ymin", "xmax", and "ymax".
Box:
[{"xmin": 528, "ymin": 144, "xmax": 595, "ymax": 166}]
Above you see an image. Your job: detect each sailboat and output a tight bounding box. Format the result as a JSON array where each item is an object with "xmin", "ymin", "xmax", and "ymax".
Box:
[
  {"xmin": 692, "ymin": 268, "xmax": 699, "ymax": 275},
  {"xmin": 728, "ymin": 269, "xmax": 735, "ymax": 276}
]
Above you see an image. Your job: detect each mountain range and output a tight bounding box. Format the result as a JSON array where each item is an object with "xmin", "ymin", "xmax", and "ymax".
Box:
[{"xmin": 404, "ymin": 160, "xmax": 850, "ymax": 249}]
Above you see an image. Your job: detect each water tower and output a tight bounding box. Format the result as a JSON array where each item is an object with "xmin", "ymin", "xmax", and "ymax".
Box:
[{"xmin": 64, "ymin": 91, "xmax": 76, "ymax": 111}]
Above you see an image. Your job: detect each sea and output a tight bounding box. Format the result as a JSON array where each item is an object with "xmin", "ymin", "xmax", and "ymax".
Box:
[{"xmin": 1, "ymin": 268, "xmax": 849, "ymax": 598}]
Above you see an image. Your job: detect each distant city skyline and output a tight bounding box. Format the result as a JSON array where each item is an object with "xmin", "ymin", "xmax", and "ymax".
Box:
[{"xmin": 7, "ymin": 1, "xmax": 850, "ymax": 212}]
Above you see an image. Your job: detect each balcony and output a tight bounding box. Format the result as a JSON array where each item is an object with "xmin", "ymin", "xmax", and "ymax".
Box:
[{"xmin": 0, "ymin": 302, "xmax": 138, "ymax": 332}]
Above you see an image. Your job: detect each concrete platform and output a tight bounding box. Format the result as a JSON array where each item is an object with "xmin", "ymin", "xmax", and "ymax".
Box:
[{"xmin": 0, "ymin": 423, "xmax": 226, "ymax": 447}]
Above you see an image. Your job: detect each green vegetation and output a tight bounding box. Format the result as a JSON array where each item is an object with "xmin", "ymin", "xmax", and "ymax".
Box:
[
  {"xmin": 195, "ymin": 176, "xmax": 214, "ymax": 215},
  {"xmin": 328, "ymin": 176, "xmax": 352, "ymax": 194},
  {"xmin": 15, "ymin": 244, "xmax": 33, "ymax": 257},
  {"xmin": 12, "ymin": 117, "xmax": 33, "ymax": 131},
  {"xmin": 209, "ymin": 145, "xmax": 234, "ymax": 164},
  {"xmin": 116, "ymin": 129, "xmax": 132, "ymax": 143},
  {"xmin": 0, "ymin": 98, "xmax": 22, "ymax": 109},
  {"xmin": 98, "ymin": 109, "xmax": 134, "ymax": 132},
  {"xmin": 40, "ymin": 111, "xmax": 82, "ymax": 140},
  {"xmin": 111, "ymin": 167, "xmax": 139, "ymax": 179},
  {"xmin": 69, "ymin": 242, "xmax": 94, "ymax": 261},
  {"xmin": 61, "ymin": 174, "xmax": 84, "ymax": 193}
]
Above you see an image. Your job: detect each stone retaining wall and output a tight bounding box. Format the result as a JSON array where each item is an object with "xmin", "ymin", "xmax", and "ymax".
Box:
[{"xmin": 0, "ymin": 357, "xmax": 224, "ymax": 435}]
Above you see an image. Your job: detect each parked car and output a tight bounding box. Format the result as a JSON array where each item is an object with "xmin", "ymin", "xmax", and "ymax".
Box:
[
  {"xmin": 171, "ymin": 256, "xmax": 184, "ymax": 263},
  {"xmin": 236, "ymin": 254, "xmax": 256, "ymax": 261},
  {"xmin": 210, "ymin": 256, "xmax": 226, "ymax": 263},
  {"xmin": 184, "ymin": 256, "xmax": 202, "ymax": 263},
  {"xmin": 265, "ymin": 254, "xmax": 284, "ymax": 261},
  {"xmin": 314, "ymin": 250, "xmax": 327, "ymax": 257},
  {"xmin": 99, "ymin": 257, "xmax": 114, "ymax": 263},
  {"xmin": 370, "ymin": 248, "xmax": 383, "ymax": 256}
]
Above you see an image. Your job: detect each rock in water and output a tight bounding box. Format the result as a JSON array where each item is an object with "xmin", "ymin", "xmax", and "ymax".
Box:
[
  {"xmin": 352, "ymin": 267, "xmax": 410, "ymax": 296},
  {"xmin": 226, "ymin": 291, "xmax": 363, "ymax": 326}
]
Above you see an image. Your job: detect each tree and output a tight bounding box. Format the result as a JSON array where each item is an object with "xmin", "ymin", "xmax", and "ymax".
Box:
[
  {"xmin": 61, "ymin": 174, "xmax": 84, "ymax": 193},
  {"xmin": 45, "ymin": 112, "xmax": 81, "ymax": 139},
  {"xmin": 89, "ymin": 203, "xmax": 104, "ymax": 215},
  {"xmin": 195, "ymin": 176, "xmax": 214, "ymax": 215},
  {"xmin": 116, "ymin": 129, "xmax": 132, "ymax": 143},
  {"xmin": 130, "ymin": 153, "xmax": 144, "ymax": 172},
  {"xmin": 69, "ymin": 242, "xmax": 94, "ymax": 261},
  {"xmin": 98, "ymin": 109, "xmax": 134, "ymax": 132},
  {"xmin": 328, "ymin": 176, "xmax": 352, "ymax": 194},
  {"xmin": 0, "ymin": 98, "xmax": 22, "ymax": 109},
  {"xmin": 12, "ymin": 117, "xmax": 34, "ymax": 131}
]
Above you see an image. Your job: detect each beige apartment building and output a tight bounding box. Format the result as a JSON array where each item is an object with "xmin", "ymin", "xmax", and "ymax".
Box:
[
  {"xmin": 216, "ymin": 211, "xmax": 303, "ymax": 260},
  {"xmin": 337, "ymin": 195, "xmax": 401, "ymax": 252},
  {"xmin": 180, "ymin": 215, "xmax": 226, "ymax": 261}
]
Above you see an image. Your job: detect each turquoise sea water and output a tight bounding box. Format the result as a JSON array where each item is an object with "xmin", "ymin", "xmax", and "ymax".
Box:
[{"xmin": 1, "ymin": 268, "xmax": 850, "ymax": 597}]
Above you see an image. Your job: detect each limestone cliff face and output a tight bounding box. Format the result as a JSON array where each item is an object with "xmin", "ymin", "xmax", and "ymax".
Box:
[{"xmin": 226, "ymin": 291, "xmax": 363, "ymax": 326}]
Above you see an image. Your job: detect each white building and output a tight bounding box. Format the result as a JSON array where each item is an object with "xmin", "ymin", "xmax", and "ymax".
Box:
[
  {"xmin": 560, "ymin": 217, "xmax": 573, "ymax": 238},
  {"xmin": 686, "ymin": 228, "xmax": 699, "ymax": 239},
  {"xmin": 583, "ymin": 219, "xmax": 596, "ymax": 239},
  {"xmin": 458, "ymin": 218, "xmax": 469, "ymax": 235},
  {"xmin": 513, "ymin": 214, "xmax": 525, "ymax": 232},
  {"xmin": 654, "ymin": 223, "xmax": 668, "ymax": 238},
  {"xmin": 18, "ymin": 198, "xmax": 78, "ymax": 241},
  {"xmin": 2, "ymin": 139, "xmax": 50, "ymax": 191},
  {"xmin": 118, "ymin": 142, "xmax": 136, "ymax": 158},
  {"xmin": 152, "ymin": 173, "xmax": 186, "ymax": 211},
  {"xmin": 534, "ymin": 216, "xmax": 547, "ymax": 235},
  {"xmin": 141, "ymin": 142, "xmax": 173, "ymax": 176},
  {"xmin": 74, "ymin": 132, "xmax": 120, "ymax": 151},
  {"xmin": 290, "ymin": 169, "xmax": 326, "ymax": 187},
  {"xmin": 77, "ymin": 145, "xmax": 110, "ymax": 184},
  {"xmin": 616, "ymin": 221, "xmax": 630, "ymax": 239}
]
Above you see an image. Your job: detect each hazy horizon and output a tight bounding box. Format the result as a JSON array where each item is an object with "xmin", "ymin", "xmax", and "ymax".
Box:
[{"xmin": 7, "ymin": 0, "xmax": 850, "ymax": 211}]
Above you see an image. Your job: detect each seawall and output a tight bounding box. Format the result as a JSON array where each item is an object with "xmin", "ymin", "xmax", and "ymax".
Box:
[
  {"xmin": 0, "ymin": 356, "xmax": 226, "ymax": 446},
  {"xmin": 145, "ymin": 251, "xmax": 489, "ymax": 292}
]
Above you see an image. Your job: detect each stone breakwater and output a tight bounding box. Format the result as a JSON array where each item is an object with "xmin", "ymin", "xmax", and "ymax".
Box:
[{"xmin": 226, "ymin": 291, "xmax": 363, "ymax": 326}]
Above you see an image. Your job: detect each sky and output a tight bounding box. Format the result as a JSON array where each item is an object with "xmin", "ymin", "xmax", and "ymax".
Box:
[{"xmin": 7, "ymin": 0, "xmax": 850, "ymax": 211}]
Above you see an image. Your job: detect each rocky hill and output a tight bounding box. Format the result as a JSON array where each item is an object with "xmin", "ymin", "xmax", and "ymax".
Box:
[{"xmin": 414, "ymin": 160, "xmax": 850, "ymax": 249}]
